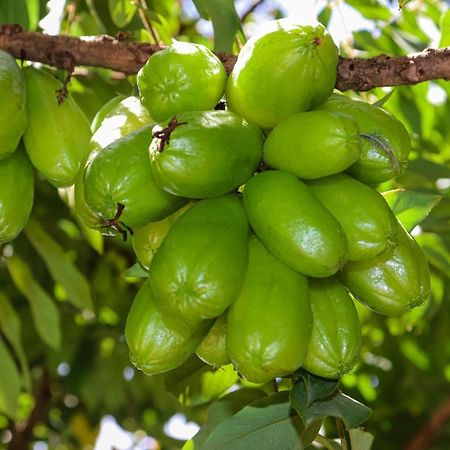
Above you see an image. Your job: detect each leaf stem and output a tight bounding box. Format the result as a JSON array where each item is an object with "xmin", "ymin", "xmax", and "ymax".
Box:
[
  {"xmin": 336, "ymin": 418, "xmax": 349, "ymax": 450},
  {"xmin": 314, "ymin": 434, "xmax": 340, "ymax": 450},
  {"xmin": 137, "ymin": 0, "xmax": 160, "ymax": 45}
]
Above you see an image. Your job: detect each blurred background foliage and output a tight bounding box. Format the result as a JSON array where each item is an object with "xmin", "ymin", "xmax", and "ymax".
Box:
[{"xmin": 1, "ymin": 0, "xmax": 450, "ymax": 449}]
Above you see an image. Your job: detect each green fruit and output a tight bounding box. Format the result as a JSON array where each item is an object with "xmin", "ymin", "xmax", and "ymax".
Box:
[
  {"xmin": 150, "ymin": 111, "xmax": 263, "ymax": 198},
  {"xmin": 243, "ymin": 170, "xmax": 348, "ymax": 277},
  {"xmin": 83, "ymin": 125, "xmax": 185, "ymax": 236},
  {"xmin": 303, "ymin": 278, "xmax": 362, "ymax": 379},
  {"xmin": 227, "ymin": 235, "xmax": 312, "ymax": 383},
  {"xmin": 150, "ymin": 195, "xmax": 249, "ymax": 322},
  {"xmin": 307, "ymin": 173, "xmax": 398, "ymax": 261},
  {"xmin": 317, "ymin": 94, "xmax": 411, "ymax": 185},
  {"xmin": 23, "ymin": 68, "xmax": 91, "ymax": 188},
  {"xmin": 0, "ymin": 148, "xmax": 34, "ymax": 243},
  {"xmin": 125, "ymin": 280, "xmax": 212, "ymax": 375},
  {"xmin": 138, "ymin": 41, "xmax": 227, "ymax": 121},
  {"xmin": 132, "ymin": 202, "xmax": 192, "ymax": 270},
  {"xmin": 196, "ymin": 313, "xmax": 230, "ymax": 367},
  {"xmin": 74, "ymin": 96, "xmax": 154, "ymax": 229},
  {"xmin": 339, "ymin": 222, "xmax": 430, "ymax": 316},
  {"xmin": 263, "ymin": 111, "xmax": 360, "ymax": 179},
  {"xmin": 0, "ymin": 50, "xmax": 27, "ymax": 159},
  {"xmin": 226, "ymin": 20, "xmax": 338, "ymax": 129}
]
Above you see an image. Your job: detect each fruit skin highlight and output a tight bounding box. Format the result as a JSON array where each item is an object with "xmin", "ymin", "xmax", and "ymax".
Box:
[
  {"xmin": 303, "ymin": 277, "xmax": 362, "ymax": 379},
  {"xmin": 226, "ymin": 20, "xmax": 338, "ymax": 129},
  {"xmin": 227, "ymin": 235, "xmax": 312, "ymax": 384},
  {"xmin": 243, "ymin": 170, "xmax": 348, "ymax": 278},
  {"xmin": 339, "ymin": 222, "xmax": 431, "ymax": 316},
  {"xmin": 150, "ymin": 110, "xmax": 263, "ymax": 199},
  {"xmin": 138, "ymin": 41, "xmax": 227, "ymax": 122}
]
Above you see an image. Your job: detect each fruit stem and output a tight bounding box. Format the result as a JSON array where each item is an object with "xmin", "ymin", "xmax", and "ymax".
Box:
[
  {"xmin": 152, "ymin": 117, "xmax": 187, "ymax": 152},
  {"xmin": 101, "ymin": 202, "xmax": 134, "ymax": 241}
]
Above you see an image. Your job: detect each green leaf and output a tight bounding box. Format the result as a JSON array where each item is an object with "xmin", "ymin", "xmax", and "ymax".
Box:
[
  {"xmin": 318, "ymin": 6, "xmax": 332, "ymax": 28},
  {"xmin": 123, "ymin": 263, "xmax": 149, "ymax": 278},
  {"xmin": 290, "ymin": 380, "xmax": 372, "ymax": 428},
  {"xmin": 346, "ymin": 0, "xmax": 392, "ymax": 21},
  {"xmin": 8, "ymin": 255, "xmax": 62, "ymax": 350},
  {"xmin": 0, "ymin": 0, "xmax": 29, "ymax": 29},
  {"xmin": 25, "ymin": 219, "xmax": 94, "ymax": 311},
  {"xmin": 348, "ymin": 428, "xmax": 374, "ymax": 450},
  {"xmin": 414, "ymin": 232, "xmax": 450, "ymax": 275},
  {"xmin": 165, "ymin": 356, "xmax": 238, "ymax": 406},
  {"xmin": 108, "ymin": 0, "xmax": 137, "ymax": 27},
  {"xmin": 192, "ymin": 0, "xmax": 209, "ymax": 18},
  {"xmin": 373, "ymin": 89, "xmax": 396, "ymax": 108},
  {"xmin": 0, "ymin": 294, "xmax": 31, "ymax": 391},
  {"xmin": 200, "ymin": 392, "xmax": 304, "ymax": 450},
  {"xmin": 0, "ymin": 336, "xmax": 21, "ymax": 419},
  {"xmin": 382, "ymin": 189, "xmax": 442, "ymax": 232},
  {"xmin": 439, "ymin": 10, "xmax": 450, "ymax": 47},
  {"xmin": 297, "ymin": 371, "xmax": 339, "ymax": 407},
  {"xmin": 407, "ymin": 158, "xmax": 450, "ymax": 180},
  {"xmin": 26, "ymin": 0, "xmax": 40, "ymax": 30}
]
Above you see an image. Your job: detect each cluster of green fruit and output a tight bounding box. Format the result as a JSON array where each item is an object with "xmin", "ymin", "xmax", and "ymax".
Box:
[{"xmin": 0, "ymin": 20, "xmax": 430, "ymax": 384}]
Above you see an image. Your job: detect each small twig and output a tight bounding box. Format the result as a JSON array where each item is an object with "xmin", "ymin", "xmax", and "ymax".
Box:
[
  {"xmin": 241, "ymin": 0, "xmax": 266, "ymax": 22},
  {"xmin": 137, "ymin": 0, "xmax": 160, "ymax": 45},
  {"xmin": 315, "ymin": 434, "xmax": 340, "ymax": 450},
  {"xmin": 336, "ymin": 418, "xmax": 349, "ymax": 450}
]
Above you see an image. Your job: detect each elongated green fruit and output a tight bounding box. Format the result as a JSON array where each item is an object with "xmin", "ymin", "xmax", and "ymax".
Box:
[
  {"xmin": 243, "ymin": 170, "xmax": 348, "ymax": 277},
  {"xmin": 303, "ymin": 278, "xmax": 362, "ymax": 379},
  {"xmin": 23, "ymin": 68, "xmax": 91, "ymax": 187},
  {"xmin": 226, "ymin": 20, "xmax": 338, "ymax": 129},
  {"xmin": 0, "ymin": 148, "xmax": 34, "ymax": 243},
  {"xmin": 307, "ymin": 173, "xmax": 398, "ymax": 261},
  {"xmin": 196, "ymin": 313, "xmax": 230, "ymax": 367},
  {"xmin": 150, "ymin": 110, "xmax": 263, "ymax": 199},
  {"xmin": 317, "ymin": 94, "xmax": 410, "ymax": 185},
  {"xmin": 339, "ymin": 222, "xmax": 430, "ymax": 316},
  {"xmin": 0, "ymin": 50, "xmax": 26, "ymax": 159},
  {"xmin": 227, "ymin": 235, "xmax": 312, "ymax": 384},
  {"xmin": 83, "ymin": 125, "xmax": 185, "ymax": 236},
  {"xmin": 150, "ymin": 195, "xmax": 249, "ymax": 322},
  {"xmin": 125, "ymin": 280, "xmax": 212, "ymax": 375},
  {"xmin": 263, "ymin": 111, "xmax": 360, "ymax": 179}
]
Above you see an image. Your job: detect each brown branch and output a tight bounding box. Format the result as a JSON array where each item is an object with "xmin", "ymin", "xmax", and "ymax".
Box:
[
  {"xmin": 1, "ymin": 26, "xmax": 450, "ymax": 90},
  {"xmin": 241, "ymin": 0, "xmax": 266, "ymax": 22},
  {"xmin": 403, "ymin": 397, "xmax": 450, "ymax": 450}
]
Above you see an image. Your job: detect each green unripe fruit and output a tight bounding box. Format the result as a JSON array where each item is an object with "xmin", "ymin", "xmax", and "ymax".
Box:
[
  {"xmin": 307, "ymin": 173, "xmax": 398, "ymax": 261},
  {"xmin": 138, "ymin": 41, "xmax": 227, "ymax": 121},
  {"xmin": 243, "ymin": 170, "xmax": 348, "ymax": 278},
  {"xmin": 83, "ymin": 125, "xmax": 185, "ymax": 236},
  {"xmin": 317, "ymin": 94, "xmax": 411, "ymax": 185},
  {"xmin": 150, "ymin": 111, "xmax": 263, "ymax": 198},
  {"xmin": 125, "ymin": 280, "xmax": 212, "ymax": 375},
  {"xmin": 90, "ymin": 95, "xmax": 126, "ymax": 133},
  {"xmin": 196, "ymin": 313, "xmax": 230, "ymax": 367},
  {"xmin": 339, "ymin": 222, "xmax": 430, "ymax": 316},
  {"xmin": 226, "ymin": 20, "xmax": 338, "ymax": 129},
  {"xmin": 227, "ymin": 235, "xmax": 312, "ymax": 384},
  {"xmin": 132, "ymin": 203, "xmax": 192, "ymax": 270},
  {"xmin": 0, "ymin": 50, "xmax": 27, "ymax": 159},
  {"xmin": 23, "ymin": 68, "xmax": 91, "ymax": 188},
  {"xmin": 150, "ymin": 195, "xmax": 248, "ymax": 322},
  {"xmin": 0, "ymin": 148, "xmax": 34, "ymax": 243},
  {"xmin": 303, "ymin": 278, "xmax": 362, "ymax": 379},
  {"xmin": 263, "ymin": 111, "xmax": 360, "ymax": 179}
]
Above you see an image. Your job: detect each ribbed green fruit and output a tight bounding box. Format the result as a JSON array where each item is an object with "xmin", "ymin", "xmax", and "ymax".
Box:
[
  {"xmin": 227, "ymin": 235, "xmax": 312, "ymax": 384},
  {"xmin": 263, "ymin": 111, "xmax": 360, "ymax": 179},
  {"xmin": 303, "ymin": 278, "xmax": 362, "ymax": 379},
  {"xmin": 150, "ymin": 195, "xmax": 249, "ymax": 321},
  {"xmin": 307, "ymin": 173, "xmax": 398, "ymax": 261},
  {"xmin": 340, "ymin": 222, "xmax": 430, "ymax": 316},
  {"xmin": 196, "ymin": 313, "xmax": 230, "ymax": 367},
  {"xmin": 138, "ymin": 41, "xmax": 226, "ymax": 121},
  {"xmin": 226, "ymin": 20, "xmax": 338, "ymax": 129},
  {"xmin": 23, "ymin": 68, "xmax": 91, "ymax": 187},
  {"xmin": 0, "ymin": 148, "xmax": 34, "ymax": 243},
  {"xmin": 150, "ymin": 110, "xmax": 263, "ymax": 198},
  {"xmin": 125, "ymin": 280, "xmax": 212, "ymax": 375},
  {"xmin": 83, "ymin": 125, "xmax": 185, "ymax": 236},
  {"xmin": 243, "ymin": 170, "xmax": 348, "ymax": 277},
  {"xmin": 0, "ymin": 50, "xmax": 26, "ymax": 159},
  {"xmin": 317, "ymin": 94, "xmax": 410, "ymax": 185}
]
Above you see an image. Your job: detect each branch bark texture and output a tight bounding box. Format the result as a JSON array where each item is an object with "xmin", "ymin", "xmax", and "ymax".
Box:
[{"xmin": 1, "ymin": 27, "xmax": 450, "ymax": 91}]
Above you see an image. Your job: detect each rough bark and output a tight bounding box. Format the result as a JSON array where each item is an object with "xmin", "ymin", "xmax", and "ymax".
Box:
[{"xmin": 1, "ymin": 25, "xmax": 450, "ymax": 91}]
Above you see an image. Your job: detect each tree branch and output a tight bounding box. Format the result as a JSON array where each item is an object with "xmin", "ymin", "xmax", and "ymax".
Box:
[{"xmin": 1, "ymin": 26, "xmax": 450, "ymax": 91}]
